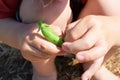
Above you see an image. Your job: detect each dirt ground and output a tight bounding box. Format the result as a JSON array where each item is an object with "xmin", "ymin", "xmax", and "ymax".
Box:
[{"xmin": 0, "ymin": 43, "xmax": 120, "ymax": 80}]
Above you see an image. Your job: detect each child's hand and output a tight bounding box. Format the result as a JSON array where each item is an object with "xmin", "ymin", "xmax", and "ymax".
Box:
[
  {"xmin": 82, "ymin": 47, "xmax": 117, "ymax": 80},
  {"xmin": 17, "ymin": 23, "xmax": 65, "ymax": 61},
  {"xmin": 62, "ymin": 15, "xmax": 120, "ymax": 80},
  {"xmin": 82, "ymin": 57, "xmax": 104, "ymax": 80},
  {"xmin": 62, "ymin": 15, "xmax": 118, "ymax": 62},
  {"xmin": 19, "ymin": 0, "xmax": 72, "ymax": 62}
]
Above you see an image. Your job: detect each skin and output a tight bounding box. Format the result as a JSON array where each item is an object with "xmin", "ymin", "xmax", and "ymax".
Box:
[
  {"xmin": 62, "ymin": 0, "xmax": 120, "ymax": 80},
  {"xmin": 0, "ymin": 0, "xmax": 71, "ymax": 80},
  {"xmin": 19, "ymin": 0, "xmax": 72, "ymax": 80},
  {"xmin": 1, "ymin": 0, "xmax": 119, "ymax": 80},
  {"xmin": 64, "ymin": 15, "xmax": 119, "ymax": 61},
  {"xmin": 0, "ymin": 14, "xmax": 63, "ymax": 80}
]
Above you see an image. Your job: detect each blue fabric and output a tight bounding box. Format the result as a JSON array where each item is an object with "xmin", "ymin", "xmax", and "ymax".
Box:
[{"xmin": 15, "ymin": 10, "xmax": 21, "ymax": 22}]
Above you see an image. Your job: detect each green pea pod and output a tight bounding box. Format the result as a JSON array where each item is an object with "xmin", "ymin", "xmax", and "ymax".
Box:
[{"xmin": 37, "ymin": 20, "xmax": 64, "ymax": 47}]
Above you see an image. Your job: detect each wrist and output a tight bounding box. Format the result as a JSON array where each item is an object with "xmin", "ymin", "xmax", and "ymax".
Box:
[
  {"xmin": 32, "ymin": 74, "xmax": 57, "ymax": 80},
  {"xmin": 16, "ymin": 23, "xmax": 38, "ymax": 49}
]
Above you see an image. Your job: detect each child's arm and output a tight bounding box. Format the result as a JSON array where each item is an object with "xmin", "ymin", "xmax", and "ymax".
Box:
[
  {"xmin": 80, "ymin": 0, "xmax": 120, "ymax": 17},
  {"xmin": 0, "ymin": 18, "xmax": 29, "ymax": 49},
  {"xmin": 0, "ymin": 18, "xmax": 65, "ymax": 60}
]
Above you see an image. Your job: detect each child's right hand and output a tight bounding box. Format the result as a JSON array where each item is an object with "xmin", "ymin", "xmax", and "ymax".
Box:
[
  {"xmin": 19, "ymin": 0, "xmax": 72, "ymax": 61},
  {"xmin": 17, "ymin": 23, "xmax": 65, "ymax": 61}
]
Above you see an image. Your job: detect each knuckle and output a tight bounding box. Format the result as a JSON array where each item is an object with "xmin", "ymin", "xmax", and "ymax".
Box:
[
  {"xmin": 85, "ymin": 54, "xmax": 93, "ymax": 61},
  {"xmin": 83, "ymin": 38, "xmax": 93, "ymax": 49},
  {"xmin": 69, "ymin": 31, "xmax": 78, "ymax": 41},
  {"xmin": 40, "ymin": 44, "xmax": 47, "ymax": 50},
  {"xmin": 85, "ymin": 15, "xmax": 96, "ymax": 21},
  {"xmin": 85, "ymin": 15, "xmax": 98, "ymax": 27}
]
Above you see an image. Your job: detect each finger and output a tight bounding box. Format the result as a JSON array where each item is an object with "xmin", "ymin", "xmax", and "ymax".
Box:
[
  {"xmin": 65, "ymin": 20, "xmax": 80, "ymax": 41},
  {"xmin": 27, "ymin": 33, "xmax": 66, "ymax": 55},
  {"xmin": 21, "ymin": 44, "xmax": 51, "ymax": 61},
  {"xmin": 81, "ymin": 57, "xmax": 104, "ymax": 80},
  {"xmin": 76, "ymin": 40, "xmax": 108, "ymax": 62},
  {"xmin": 62, "ymin": 27, "xmax": 98, "ymax": 52},
  {"xmin": 65, "ymin": 18, "xmax": 94, "ymax": 42}
]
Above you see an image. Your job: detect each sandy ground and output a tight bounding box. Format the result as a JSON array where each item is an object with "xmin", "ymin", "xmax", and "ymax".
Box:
[{"xmin": 104, "ymin": 48, "xmax": 120, "ymax": 77}]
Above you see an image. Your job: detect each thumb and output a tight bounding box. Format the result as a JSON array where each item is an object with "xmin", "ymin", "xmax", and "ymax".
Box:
[{"xmin": 65, "ymin": 20, "xmax": 80, "ymax": 42}]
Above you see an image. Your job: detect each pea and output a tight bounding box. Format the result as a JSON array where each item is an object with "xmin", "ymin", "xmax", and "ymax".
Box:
[{"xmin": 37, "ymin": 20, "xmax": 64, "ymax": 47}]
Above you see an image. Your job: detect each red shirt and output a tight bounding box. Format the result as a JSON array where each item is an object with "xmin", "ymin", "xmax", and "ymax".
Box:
[
  {"xmin": 81, "ymin": 0, "xmax": 86, "ymax": 4},
  {"xmin": 0, "ymin": 0, "xmax": 21, "ymax": 18}
]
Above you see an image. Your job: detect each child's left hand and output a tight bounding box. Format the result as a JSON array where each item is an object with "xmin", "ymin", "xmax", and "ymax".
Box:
[
  {"xmin": 62, "ymin": 15, "xmax": 118, "ymax": 62},
  {"xmin": 62, "ymin": 15, "xmax": 120, "ymax": 80},
  {"xmin": 82, "ymin": 57, "xmax": 104, "ymax": 80}
]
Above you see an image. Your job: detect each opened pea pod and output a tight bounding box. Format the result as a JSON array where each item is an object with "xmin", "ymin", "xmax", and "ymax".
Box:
[{"xmin": 37, "ymin": 20, "xmax": 64, "ymax": 47}]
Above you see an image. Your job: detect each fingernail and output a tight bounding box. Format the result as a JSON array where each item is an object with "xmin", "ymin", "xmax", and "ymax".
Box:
[
  {"xmin": 84, "ymin": 77, "xmax": 89, "ymax": 80},
  {"xmin": 76, "ymin": 54, "xmax": 85, "ymax": 61},
  {"xmin": 81, "ymin": 76, "xmax": 89, "ymax": 80}
]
